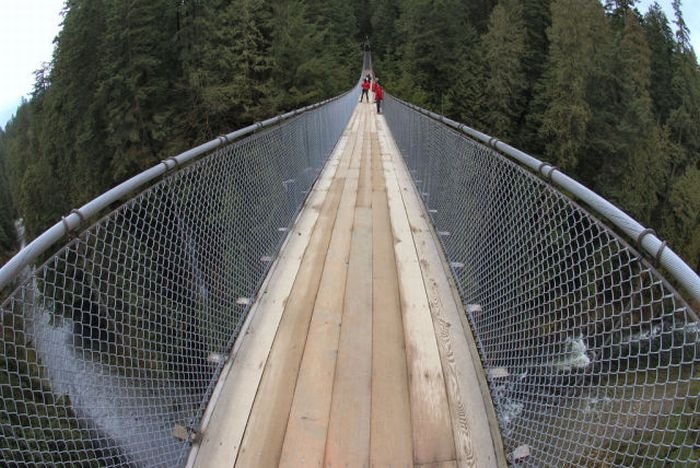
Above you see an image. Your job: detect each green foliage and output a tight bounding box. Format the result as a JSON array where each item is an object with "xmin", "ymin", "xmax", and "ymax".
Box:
[
  {"xmin": 0, "ymin": 0, "xmax": 696, "ymax": 274},
  {"xmin": 537, "ymin": 0, "xmax": 611, "ymax": 171},
  {"xmin": 1, "ymin": 0, "xmax": 357, "ymax": 242},
  {"xmin": 643, "ymin": 2, "xmax": 677, "ymax": 123},
  {"xmin": 474, "ymin": 0, "xmax": 528, "ymax": 141},
  {"xmin": 368, "ymin": 0, "xmax": 700, "ymax": 272},
  {"xmin": 0, "ymin": 0, "xmax": 698, "ymax": 462},
  {"xmin": 661, "ymin": 167, "xmax": 700, "ymax": 272},
  {"xmin": 1, "ymin": 305, "xmax": 120, "ymax": 464},
  {"xmin": 0, "ymin": 130, "xmax": 18, "ymax": 264}
]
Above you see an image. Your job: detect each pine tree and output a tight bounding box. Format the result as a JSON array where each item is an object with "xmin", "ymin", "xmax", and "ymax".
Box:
[
  {"xmin": 465, "ymin": 0, "xmax": 499, "ymax": 33},
  {"xmin": 352, "ymin": 0, "xmax": 373, "ymax": 40},
  {"xmin": 38, "ymin": 0, "xmax": 110, "ymax": 208},
  {"xmin": 370, "ymin": 0, "xmax": 402, "ymax": 71},
  {"xmin": 0, "ymin": 129, "xmax": 18, "ymax": 263},
  {"xmin": 661, "ymin": 167, "xmax": 700, "ymax": 273},
  {"xmin": 269, "ymin": 0, "xmax": 326, "ymax": 110},
  {"xmin": 305, "ymin": 0, "xmax": 359, "ymax": 94},
  {"xmin": 643, "ymin": 3, "xmax": 677, "ymax": 123},
  {"xmin": 185, "ymin": 0, "xmax": 306, "ymax": 135},
  {"xmin": 536, "ymin": 0, "xmax": 612, "ymax": 172},
  {"xmin": 98, "ymin": 0, "xmax": 181, "ymax": 182},
  {"xmin": 475, "ymin": 0, "xmax": 528, "ymax": 141},
  {"xmin": 394, "ymin": 0, "xmax": 477, "ymax": 110},
  {"xmin": 607, "ymin": 11, "xmax": 667, "ymax": 225},
  {"xmin": 666, "ymin": 2, "xmax": 700, "ymax": 164}
]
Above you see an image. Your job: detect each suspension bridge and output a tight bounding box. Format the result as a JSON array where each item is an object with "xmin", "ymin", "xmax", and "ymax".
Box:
[{"xmin": 1, "ymin": 54, "xmax": 698, "ymax": 467}]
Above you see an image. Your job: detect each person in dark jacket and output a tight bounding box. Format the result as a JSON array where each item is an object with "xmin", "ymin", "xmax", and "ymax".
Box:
[
  {"xmin": 374, "ymin": 79, "xmax": 383, "ymax": 113},
  {"xmin": 360, "ymin": 78, "xmax": 370, "ymax": 102}
]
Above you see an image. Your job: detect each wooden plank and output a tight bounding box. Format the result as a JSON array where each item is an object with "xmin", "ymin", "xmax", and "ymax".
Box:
[
  {"xmin": 234, "ymin": 128, "xmax": 356, "ymax": 467},
  {"xmin": 324, "ymin": 123, "xmax": 374, "ymax": 464},
  {"xmin": 278, "ymin": 111, "xmax": 365, "ymax": 467},
  {"xmin": 378, "ymin": 118, "xmax": 456, "ymax": 464},
  {"xmin": 356, "ymin": 125, "xmax": 372, "ymax": 208},
  {"xmin": 189, "ymin": 118, "xmax": 352, "ymax": 468},
  {"xmin": 378, "ymin": 117, "xmax": 505, "ymax": 468},
  {"xmin": 368, "ymin": 135, "xmax": 413, "ymax": 467},
  {"xmin": 416, "ymin": 461, "xmax": 458, "ymax": 468}
]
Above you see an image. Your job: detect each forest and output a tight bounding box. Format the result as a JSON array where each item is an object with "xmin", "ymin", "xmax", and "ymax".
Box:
[{"xmin": 0, "ymin": 0, "xmax": 698, "ymax": 274}]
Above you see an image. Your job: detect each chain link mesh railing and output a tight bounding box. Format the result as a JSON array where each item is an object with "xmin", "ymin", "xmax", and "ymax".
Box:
[
  {"xmin": 0, "ymin": 88, "xmax": 357, "ymax": 466},
  {"xmin": 384, "ymin": 96, "xmax": 699, "ymax": 466}
]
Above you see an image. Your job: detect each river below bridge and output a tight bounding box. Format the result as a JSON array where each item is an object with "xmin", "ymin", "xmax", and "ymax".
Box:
[{"xmin": 15, "ymin": 219, "xmax": 189, "ymax": 466}]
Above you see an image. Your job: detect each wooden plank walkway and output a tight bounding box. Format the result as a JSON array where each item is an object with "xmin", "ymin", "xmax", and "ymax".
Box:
[{"xmin": 187, "ymin": 102, "xmax": 504, "ymax": 468}]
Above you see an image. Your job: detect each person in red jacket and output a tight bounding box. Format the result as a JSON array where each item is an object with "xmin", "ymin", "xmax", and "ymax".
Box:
[
  {"xmin": 374, "ymin": 78, "xmax": 383, "ymax": 113},
  {"xmin": 360, "ymin": 78, "xmax": 370, "ymax": 102}
]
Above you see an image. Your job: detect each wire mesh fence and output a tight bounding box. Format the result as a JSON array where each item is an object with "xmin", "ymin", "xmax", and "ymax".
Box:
[
  {"xmin": 0, "ymin": 89, "xmax": 357, "ymax": 466},
  {"xmin": 384, "ymin": 96, "xmax": 699, "ymax": 466}
]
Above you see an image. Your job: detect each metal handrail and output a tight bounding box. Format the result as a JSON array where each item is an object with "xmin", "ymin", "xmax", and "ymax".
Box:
[
  {"xmin": 0, "ymin": 91, "xmax": 354, "ymax": 292},
  {"xmin": 387, "ymin": 95, "xmax": 700, "ymax": 307}
]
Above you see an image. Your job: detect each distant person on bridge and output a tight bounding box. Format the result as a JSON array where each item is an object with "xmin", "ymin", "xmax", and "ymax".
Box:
[
  {"xmin": 373, "ymin": 78, "xmax": 383, "ymax": 113},
  {"xmin": 360, "ymin": 78, "xmax": 371, "ymax": 102}
]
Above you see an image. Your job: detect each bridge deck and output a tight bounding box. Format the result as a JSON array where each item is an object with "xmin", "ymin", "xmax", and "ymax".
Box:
[{"xmin": 188, "ymin": 103, "xmax": 502, "ymax": 467}]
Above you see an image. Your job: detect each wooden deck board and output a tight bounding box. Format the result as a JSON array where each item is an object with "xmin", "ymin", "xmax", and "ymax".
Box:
[
  {"xmin": 324, "ymin": 206, "xmax": 373, "ymax": 465},
  {"xmin": 278, "ymin": 112, "xmax": 365, "ymax": 467},
  {"xmin": 234, "ymin": 137, "xmax": 354, "ymax": 467},
  {"xmin": 381, "ymin": 120, "xmax": 457, "ymax": 465},
  {"xmin": 188, "ymin": 115, "xmax": 354, "ymax": 468},
  {"xmin": 189, "ymin": 103, "xmax": 501, "ymax": 468},
  {"xmin": 379, "ymin": 116, "xmax": 502, "ymax": 467},
  {"xmin": 369, "ymin": 135, "xmax": 414, "ymax": 467}
]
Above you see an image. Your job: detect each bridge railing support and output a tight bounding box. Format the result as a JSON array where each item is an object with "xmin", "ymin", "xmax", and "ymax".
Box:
[
  {"xmin": 0, "ymin": 86, "xmax": 358, "ymax": 466},
  {"xmin": 384, "ymin": 94, "xmax": 699, "ymax": 466}
]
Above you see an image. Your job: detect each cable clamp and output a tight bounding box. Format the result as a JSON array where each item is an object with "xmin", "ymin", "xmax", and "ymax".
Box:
[
  {"xmin": 545, "ymin": 165, "xmax": 559, "ymax": 181},
  {"xmin": 161, "ymin": 156, "xmax": 180, "ymax": 172},
  {"xmin": 61, "ymin": 208, "xmax": 88, "ymax": 239},
  {"xmin": 654, "ymin": 241, "xmax": 668, "ymax": 266},
  {"xmin": 537, "ymin": 163, "xmax": 559, "ymax": 181},
  {"xmin": 635, "ymin": 228, "xmax": 657, "ymax": 248},
  {"xmin": 70, "ymin": 209, "xmax": 86, "ymax": 225}
]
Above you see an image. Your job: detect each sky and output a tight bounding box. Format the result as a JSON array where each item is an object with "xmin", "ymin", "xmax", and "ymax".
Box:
[
  {"xmin": 0, "ymin": 0, "xmax": 65, "ymax": 130},
  {"xmin": 0, "ymin": 0, "xmax": 699, "ymax": 130}
]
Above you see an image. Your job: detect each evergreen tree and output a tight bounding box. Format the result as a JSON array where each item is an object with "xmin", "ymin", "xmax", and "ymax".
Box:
[
  {"xmin": 0, "ymin": 129, "xmax": 18, "ymax": 263},
  {"xmin": 2, "ymin": 100, "xmax": 59, "ymax": 239},
  {"xmin": 661, "ymin": 167, "xmax": 700, "ymax": 273},
  {"xmin": 186, "ymin": 0, "xmax": 274, "ymax": 133},
  {"xmin": 38, "ymin": 0, "xmax": 110, "ymax": 208},
  {"xmin": 643, "ymin": 3, "xmax": 677, "ymax": 123},
  {"xmin": 369, "ymin": 0, "xmax": 403, "ymax": 90},
  {"xmin": 16, "ymin": 157, "xmax": 64, "ymax": 240},
  {"xmin": 352, "ymin": 0, "xmax": 373, "ymax": 40},
  {"xmin": 2, "ymin": 101, "xmax": 33, "ymax": 207},
  {"xmin": 465, "ymin": 0, "xmax": 499, "ymax": 33},
  {"xmin": 269, "ymin": 0, "xmax": 326, "ymax": 110},
  {"xmin": 475, "ymin": 0, "xmax": 528, "ymax": 141},
  {"xmin": 394, "ymin": 0, "xmax": 477, "ymax": 110},
  {"xmin": 607, "ymin": 11, "xmax": 667, "ymax": 225},
  {"xmin": 97, "ymin": 0, "xmax": 181, "ymax": 182},
  {"xmin": 666, "ymin": 10, "xmax": 700, "ymax": 167},
  {"xmin": 305, "ymin": 0, "xmax": 358, "ymax": 93},
  {"xmin": 536, "ymin": 0, "xmax": 612, "ymax": 172}
]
